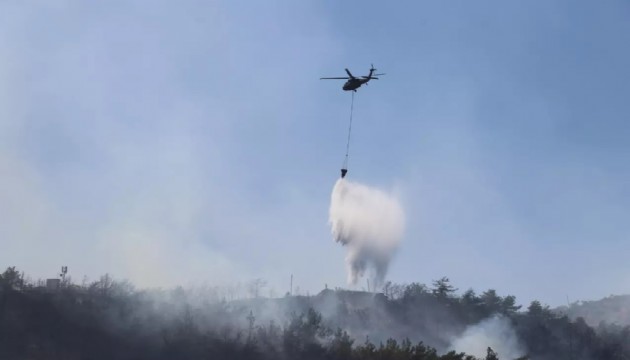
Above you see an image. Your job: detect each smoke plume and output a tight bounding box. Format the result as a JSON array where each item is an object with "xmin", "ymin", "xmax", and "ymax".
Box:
[
  {"xmin": 448, "ymin": 315, "xmax": 526, "ymax": 360},
  {"xmin": 328, "ymin": 178, "xmax": 405, "ymax": 290}
]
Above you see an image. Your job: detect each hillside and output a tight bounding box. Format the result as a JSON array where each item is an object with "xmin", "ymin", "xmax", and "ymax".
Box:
[{"xmin": 1, "ymin": 267, "xmax": 629, "ymax": 360}]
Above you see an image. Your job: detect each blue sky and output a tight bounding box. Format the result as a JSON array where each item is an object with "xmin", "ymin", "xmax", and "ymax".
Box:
[{"xmin": 1, "ymin": 1, "xmax": 629, "ymax": 307}]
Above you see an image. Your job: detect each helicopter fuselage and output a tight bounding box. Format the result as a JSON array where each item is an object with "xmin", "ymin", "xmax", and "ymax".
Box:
[{"xmin": 342, "ymin": 78, "xmax": 369, "ymax": 91}]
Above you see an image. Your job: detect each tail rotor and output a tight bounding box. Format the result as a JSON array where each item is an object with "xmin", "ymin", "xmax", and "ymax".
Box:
[{"xmin": 367, "ymin": 63, "xmax": 385, "ymax": 78}]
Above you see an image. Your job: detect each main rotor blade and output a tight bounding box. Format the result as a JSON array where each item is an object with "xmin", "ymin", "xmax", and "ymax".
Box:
[
  {"xmin": 345, "ymin": 68, "xmax": 355, "ymax": 78},
  {"xmin": 320, "ymin": 77, "xmax": 350, "ymax": 79}
]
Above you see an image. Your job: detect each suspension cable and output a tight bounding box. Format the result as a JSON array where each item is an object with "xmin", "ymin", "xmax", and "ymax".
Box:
[{"xmin": 341, "ymin": 91, "xmax": 355, "ymax": 178}]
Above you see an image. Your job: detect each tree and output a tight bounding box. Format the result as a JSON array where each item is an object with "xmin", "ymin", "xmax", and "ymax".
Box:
[
  {"xmin": 481, "ymin": 289, "xmax": 503, "ymax": 314},
  {"xmin": 460, "ymin": 288, "xmax": 486, "ymax": 323},
  {"xmin": 527, "ymin": 300, "xmax": 552, "ymax": 319},
  {"xmin": 88, "ymin": 273, "xmax": 114, "ymax": 296},
  {"xmin": 0, "ymin": 267, "xmax": 24, "ymax": 291},
  {"xmin": 501, "ymin": 295, "xmax": 522, "ymax": 314},
  {"xmin": 283, "ymin": 308, "xmax": 328, "ymax": 357},
  {"xmin": 403, "ymin": 282, "xmax": 429, "ymax": 300},
  {"xmin": 389, "ymin": 283, "xmax": 406, "ymax": 300},
  {"xmin": 328, "ymin": 328, "xmax": 354, "ymax": 360},
  {"xmin": 432, "ymin": 277, "xmax": 458, "ymax": 300},
  {"xmin": 485, "ymin": 347, "xmax": 499, "ymax": 360},
  {"xmin": 528, "ymin": 300, "xmax": 543, "ymax": 315},
  {"xmin": 461, "ymin": 289, "xmax": 484, "ymax": 308}
]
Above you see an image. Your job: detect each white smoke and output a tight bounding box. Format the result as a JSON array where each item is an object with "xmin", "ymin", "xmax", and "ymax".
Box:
[
  {"xmin": 448, "ymin": 315, "xmax": 526, "ymax": 360},
  {"xmin": 328, "ymin": 178, "xmax": 405, "ymax": 290}
]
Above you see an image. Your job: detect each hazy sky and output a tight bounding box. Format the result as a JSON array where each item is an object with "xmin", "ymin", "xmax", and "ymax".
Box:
[{"xmin": 1, "ymin": 1, "xmax": 629, "ymax": 307}]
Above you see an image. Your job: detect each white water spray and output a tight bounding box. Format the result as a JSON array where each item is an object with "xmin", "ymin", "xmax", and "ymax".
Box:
[{"xmin": 328, "ymin": 178, "xmax": 405, "ymax": 290}]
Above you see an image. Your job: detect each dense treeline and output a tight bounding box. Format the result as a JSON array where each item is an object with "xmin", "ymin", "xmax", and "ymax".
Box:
[{"xmin": 1, "ymin": 267, "xmax": 629, "ymax": 360}]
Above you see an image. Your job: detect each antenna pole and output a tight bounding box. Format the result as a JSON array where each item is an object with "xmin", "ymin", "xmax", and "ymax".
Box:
[
  {"xmin": 567, "ymin": 295, "xmax": 574, "ymax": 360},
  {"xmin": 60, "ymin": 266, "xmax": 68, "ymax": 283}
]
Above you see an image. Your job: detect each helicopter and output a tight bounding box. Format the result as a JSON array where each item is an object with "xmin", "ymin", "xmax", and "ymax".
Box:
[{"xmin": 320, "ymin": 64, "xmax": 385, "ymax": 92}]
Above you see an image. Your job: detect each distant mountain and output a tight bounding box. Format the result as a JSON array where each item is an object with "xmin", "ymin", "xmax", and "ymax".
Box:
[{"xmin": 555, "ymin": 294, "xmax": 630, "ymax": 327}]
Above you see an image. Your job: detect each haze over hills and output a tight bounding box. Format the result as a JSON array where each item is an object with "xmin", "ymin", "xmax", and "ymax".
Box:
[
  {"xmin": 2, "ymin": 266, "xmax": 630, "ymax": 360},
  {"xmin": 2, "ymin": 0, "xmax": 630, "ymax": 310},
  {"xmin": 555, "ymin": 295, "xmax": 630, "ymax": 327}
]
